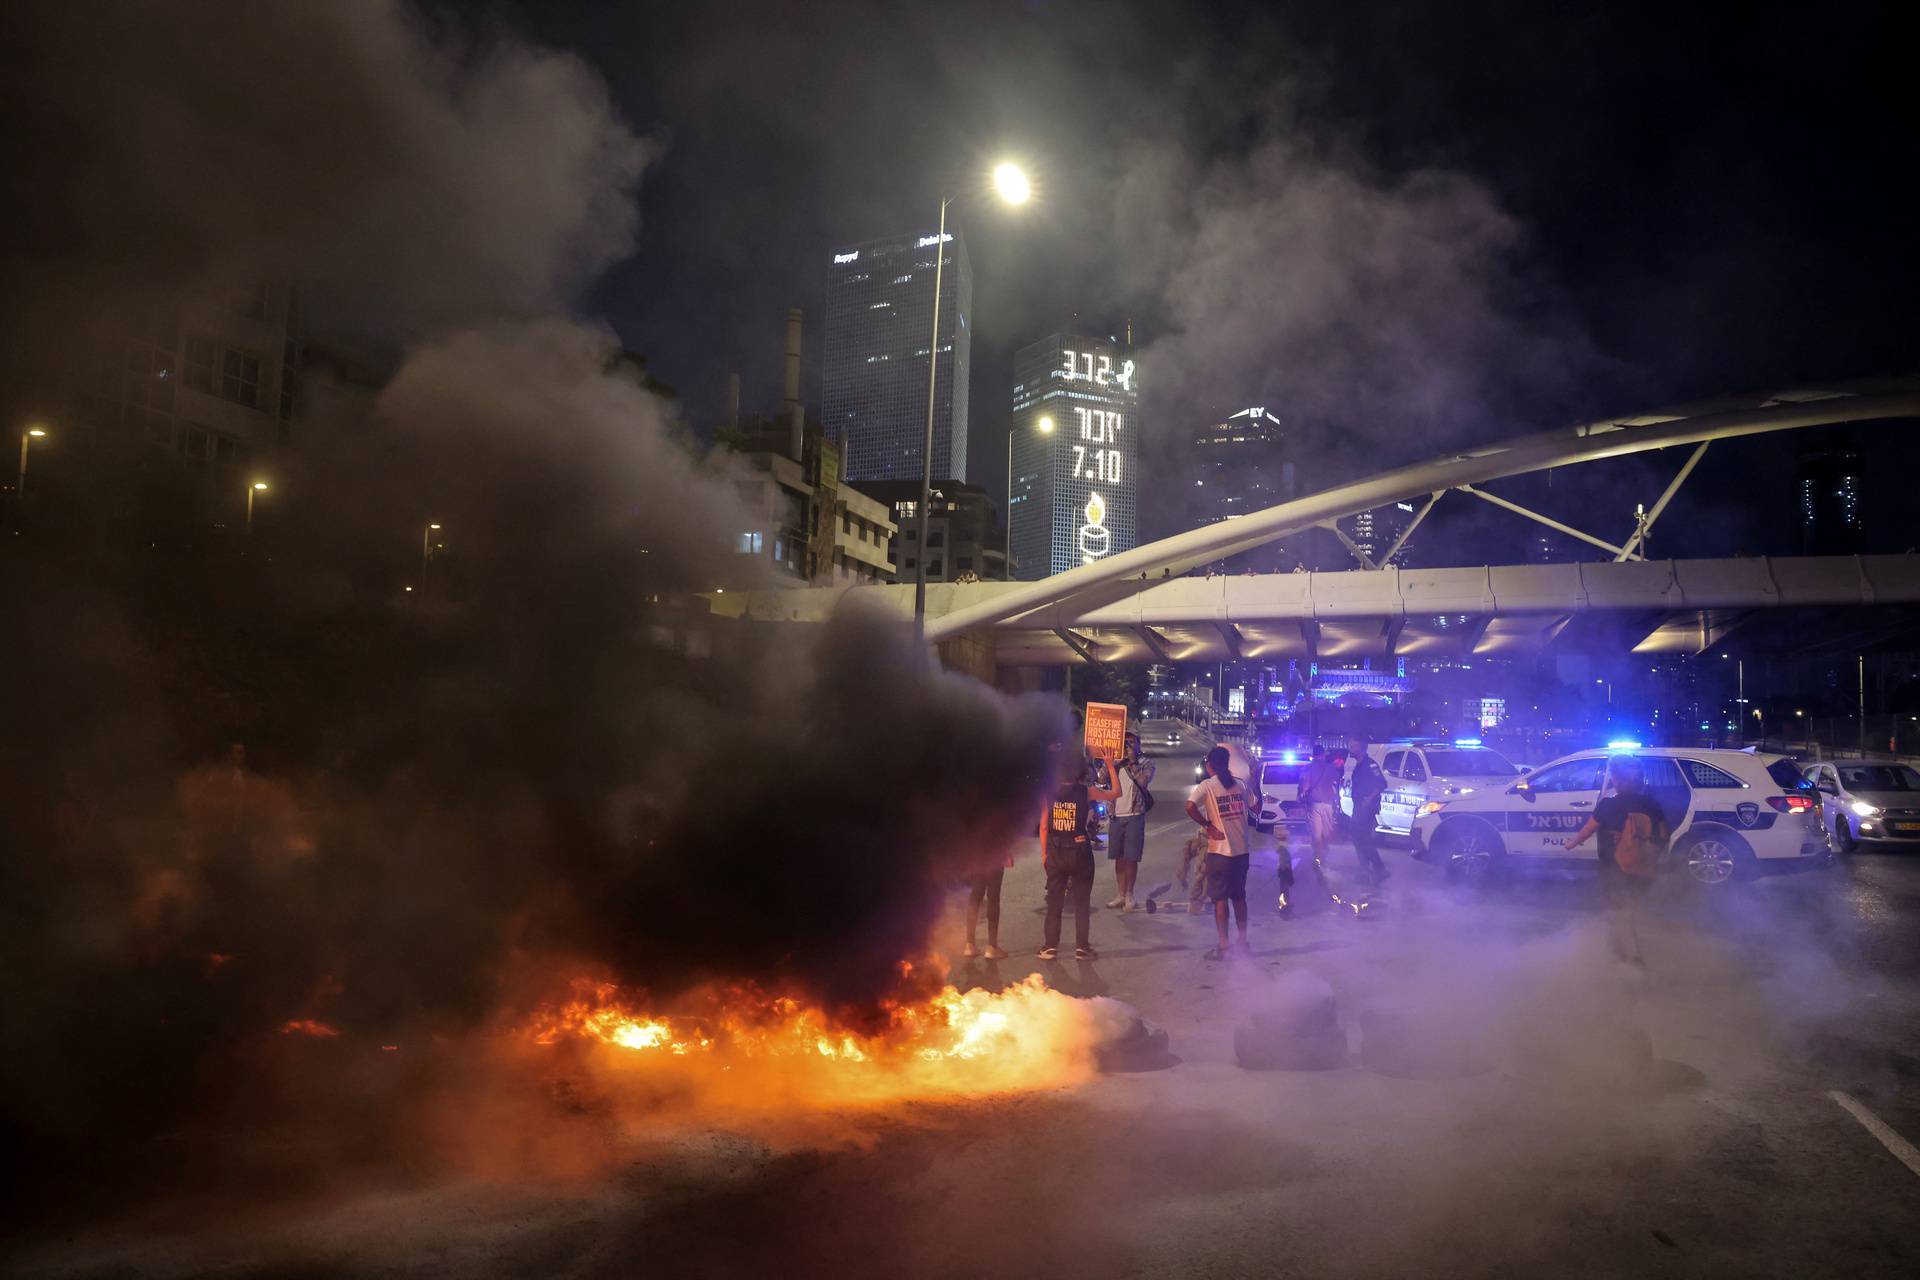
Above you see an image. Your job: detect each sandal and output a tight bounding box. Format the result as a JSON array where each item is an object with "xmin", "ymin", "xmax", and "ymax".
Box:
[{"xmin": 1204, "ymin": 946, "xmax": 1228, "ymax": 961}]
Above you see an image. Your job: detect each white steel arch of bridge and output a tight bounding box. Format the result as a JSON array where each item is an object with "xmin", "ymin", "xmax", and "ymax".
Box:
[{"xmin": 924, "ymin": 379, "xmax": 1920, "ymax": 643}]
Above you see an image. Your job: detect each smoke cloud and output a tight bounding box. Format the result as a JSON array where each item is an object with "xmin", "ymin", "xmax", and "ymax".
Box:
[
  {"xmin": 0, "ymin": 0, "xmax": 1064, "ymax": 1208},
  {"xmin": 0, "ymin": 0, "xmax": 649, "ymax": 338}
]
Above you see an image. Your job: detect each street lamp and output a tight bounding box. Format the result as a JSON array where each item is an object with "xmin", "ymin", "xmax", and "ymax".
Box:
[
  {"xmin": 245, "ymin": 480, "xmax": 269, "ymax": 537},
  {"xmin": 16, "ymin": 426, "xmax": 47, "ymax": 504},
  {"xmin": 1005, "ymin": 415, "xmax": 1054, "ymax": 576},
  {"xmin": 423, "ymin": 522, "xmax": 442, "ymax": 585},
  {"xmin": 914, "ymin": 158, "xmax": 1032, "ymax": 641}
]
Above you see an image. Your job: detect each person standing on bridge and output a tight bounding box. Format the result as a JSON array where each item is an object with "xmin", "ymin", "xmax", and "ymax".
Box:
[
  {"xmin": 1040, "ymin": 746, "xmax": 1123, "ymax": 962},
  {"xmin": 1187, "ymin": 745, "xmax": 1253, "ymax": 959},
  {"xmin": 1106, "ymin": 731, "xmax": 1155, "ymax": 912}
]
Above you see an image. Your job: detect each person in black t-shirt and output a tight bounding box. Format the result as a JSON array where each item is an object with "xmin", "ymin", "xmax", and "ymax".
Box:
[
  {"xmin": 1568, "ymin": 758, "xmax": 1668, "ymax": 960},
  {"xmin": 1038, "ymin": 746, "xmax": 1123, "ymax": 961}
]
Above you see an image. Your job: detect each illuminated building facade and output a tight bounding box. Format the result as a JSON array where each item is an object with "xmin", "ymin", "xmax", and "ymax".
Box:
[
  {"xmin": 821, "ymin": 230, "xmax": 971, "ymax": 484},
  {"xmin": 1009, "ymin": 332, "xmax": 1139, "ymax": 579}
]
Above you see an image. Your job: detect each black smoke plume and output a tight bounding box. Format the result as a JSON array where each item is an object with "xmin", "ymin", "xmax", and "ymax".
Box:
[{"xmin": 0, "ymin": 0, "xmax": 1064, "ymax": 1198}]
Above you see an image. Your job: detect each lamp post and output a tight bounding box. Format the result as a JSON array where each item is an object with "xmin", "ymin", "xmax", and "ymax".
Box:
[
  {"xmin": 423, "ymin": 522, "xmax": 442, "ymax": 586},
  {"xmin": 914, "ymin": 160, "xmax": 1030, "ymax": 642},
  {"xmin": 16, "ymin": 426, "xmax": 47, "ymax": 504},
  {"xmin": 1005, "ymin": 414, "xmax": 1052, "ymax": 579},
  {"xmin": 245, "ymin": 480, "xmax": 269, "ymax": 537}
]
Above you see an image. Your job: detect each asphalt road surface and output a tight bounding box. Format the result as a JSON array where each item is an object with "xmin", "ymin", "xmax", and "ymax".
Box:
[{"xmin": 10, "ymin": 738, "xmax": 1920, "ymax": 1278}]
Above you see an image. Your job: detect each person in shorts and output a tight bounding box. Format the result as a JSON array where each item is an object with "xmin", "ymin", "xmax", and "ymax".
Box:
[
  {"xmin": 1299, "ymin": 746, "xmax": 1345, "ymax": 874},
  {"xmin": 1105, "ymin": 731, "xmax": 1156, "ymax": 911},
  {"xmin": 1186, "ymin": 745, "xmax": 1253, "ymax": 959},
  {"xmin": 1040, "ymin": 747, "xmax": 1123, "ymax": 961}
]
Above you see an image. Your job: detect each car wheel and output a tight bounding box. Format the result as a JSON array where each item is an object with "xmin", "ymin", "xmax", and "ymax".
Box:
[
  {"xmin": 1677, "ymin": 830, "xmax": 1754, "ymax": 887},
  {"xmin": 1831, "ymin": 815, "xmax": 1858, "ymax": 855},
  {"xmin": 1435, "ymin": 819, "xmax": 1505, "ymax": 886}
]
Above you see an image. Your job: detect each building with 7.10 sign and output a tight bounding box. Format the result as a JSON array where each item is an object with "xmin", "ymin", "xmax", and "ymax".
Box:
[{"xmin": 1008, "ymin": 332, "xmax": 1139, "ymax": 580}]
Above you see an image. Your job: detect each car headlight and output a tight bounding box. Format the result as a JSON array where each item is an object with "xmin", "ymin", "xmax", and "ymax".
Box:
[
  {"xmin": 1416, "ymin": 800, "xmax": 1448, "ymax": 817},
  {"xmin": 1850, "ymin": 800, "xmax": 1881, "ymax": 818}
]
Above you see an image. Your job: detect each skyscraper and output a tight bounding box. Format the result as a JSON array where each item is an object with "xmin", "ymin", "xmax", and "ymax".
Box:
[
  {"xmin": 821, "ymin": 229, "xmax": 972, "ymax": 484},
  {"xmin": 1009, "ymin": 333, "xmax": 1139, "ymax": 579},
  {"xmin": 1189, "ymin": 406, "xmax": 1292, "ymax": 572},
  {"xmin": 1796, "ymin": 435, "xmax": 1864, "ymax": 554}
]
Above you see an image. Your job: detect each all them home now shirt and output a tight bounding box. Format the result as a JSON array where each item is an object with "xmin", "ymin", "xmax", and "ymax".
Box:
[{"xmin": 1189, "ymin": 776, "xmax": 1250, "ymax": 857}]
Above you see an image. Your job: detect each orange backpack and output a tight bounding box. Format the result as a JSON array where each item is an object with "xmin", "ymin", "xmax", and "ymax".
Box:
[{"xmin": 1614, "ymin": 810, "xmax": 1666, "ymax": 877}]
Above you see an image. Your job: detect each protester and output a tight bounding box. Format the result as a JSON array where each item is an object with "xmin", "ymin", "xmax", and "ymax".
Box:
[
  {"xmin": 1347, "ymin": 739, "xmax": 1389, "ymax": 885},
  {"xmin": 963, "ymin": 847, "xmax": 1010, "ymax": 959},
  {"xmin": 1040, "ymin": 747, "xmax": 1123, "ymax": 961},
  {"xmin": 1299, "ymin": 745, "xmax": 1345, "ymax": 875},
  {"xmin": 1106, "ymin": 731, "xmax": 1156, "ymax": 912},
  {"xmin": 1186, "ymin": 745, "xmax": 1253, "ymax": 959},
  {"xmin": 1567, "ymin": 757, "xmax": 1668, "ymax": 963}
]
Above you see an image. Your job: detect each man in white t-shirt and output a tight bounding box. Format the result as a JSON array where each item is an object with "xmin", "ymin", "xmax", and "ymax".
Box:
[{"xmin": 1186, "ymin": 745, "xmax": 1252, "ymax": 959}]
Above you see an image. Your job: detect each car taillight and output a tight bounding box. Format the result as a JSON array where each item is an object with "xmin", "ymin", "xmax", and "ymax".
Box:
[{"xmin": 1767, "ymin": 795, "xmax": 1815, "ymax": 813}]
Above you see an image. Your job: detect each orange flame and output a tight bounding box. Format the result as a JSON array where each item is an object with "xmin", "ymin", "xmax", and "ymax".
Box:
[
  {"xmin": 524, "ymin": 973, "xmax": 1110, "ymax": 1103},
  {"xmin": 280, "ymin": 1018, "xmax": 341, "ymax": 1038}
]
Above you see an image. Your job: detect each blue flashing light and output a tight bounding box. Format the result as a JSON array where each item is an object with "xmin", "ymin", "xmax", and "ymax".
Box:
[
  {"xmin": 1606, "ymin": 739, "xmax": 1643, "ymax": 750},
  {"xmin": 1452, "ymin": 737, "xmax": 1483, "ymax": 747},
  {"xmin": 1281, "ymin": 751, "xmax": 1300, "ymax": 764}
]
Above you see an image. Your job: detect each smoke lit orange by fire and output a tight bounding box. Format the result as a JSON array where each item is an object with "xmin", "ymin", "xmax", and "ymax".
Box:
[{"xmin": 523, "ymin": 972, "xmax": 1117, "ymax": 1103}]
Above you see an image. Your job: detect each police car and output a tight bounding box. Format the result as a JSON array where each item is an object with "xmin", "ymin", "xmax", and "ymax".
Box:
[
  {"xmin": 1411, "ymin": 746, "xmax": 1824, "ymax": 887},
  {"xmin": 1803, "ymin": 761, "xmax": 1920, "ymax": 851},
  {"xmin": 1252, "ymin": 749, "xmax": 1309, "ymax": 830},
  {"xmin": 1344, "ymin": 739, "xmax": 1524, "ymax": 838}
]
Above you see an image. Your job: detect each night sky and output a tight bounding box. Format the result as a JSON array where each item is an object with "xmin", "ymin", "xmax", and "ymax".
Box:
[{"xmin": 487, "ymin": 1, "xmax": 1914, "ymax": 555}]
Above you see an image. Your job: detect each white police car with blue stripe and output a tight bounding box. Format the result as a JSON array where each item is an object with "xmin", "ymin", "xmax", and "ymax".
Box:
[{"xmin": 1410, "ymin": 744, "xmax": 1826, "ymax": 887}]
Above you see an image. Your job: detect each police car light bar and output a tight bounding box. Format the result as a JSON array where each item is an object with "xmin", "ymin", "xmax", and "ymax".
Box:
[
  {"xmin": 1607, "ymin": 739, "xmax": 1643, "ymax": 750},
  {"xmin": 1452, "ymin": 738, "xmax": 1482, "ymax": 747}
]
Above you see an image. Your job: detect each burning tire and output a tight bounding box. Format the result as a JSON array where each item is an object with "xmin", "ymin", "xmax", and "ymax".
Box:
[{"xmin": 1433, "ymin": 817, "xmax": 1506, "ymax": 887}]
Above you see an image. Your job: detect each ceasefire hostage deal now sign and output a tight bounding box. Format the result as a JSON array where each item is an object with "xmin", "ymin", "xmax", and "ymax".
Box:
[{"xmin": 1084, "ymin": 702, "xmax": 1128, "ymax": 759}]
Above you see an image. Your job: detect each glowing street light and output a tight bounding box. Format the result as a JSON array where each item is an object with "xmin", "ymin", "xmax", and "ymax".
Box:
[
  {"xmin": 422, "ymin": 521, "xmax": 443, "ymax": 584},
  {"xmin": 245, "ymin": 480, "xmax": 269, "ymax": 536},
  {"xmin": 16, "ymin": 425, "xmax": 48, "ymax": 505},
  {"xmin": 914, "ymin": 158, "xmax": 1034, "ymax": 640},
  {"xmin": 992, "ymin": 162, "xmax": 1032, "ymax": 205}
]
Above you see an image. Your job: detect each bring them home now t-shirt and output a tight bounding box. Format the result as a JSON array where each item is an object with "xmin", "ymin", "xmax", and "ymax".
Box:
[{"xmin": 1189, "ymin": 776, "xmax": 1250, "ymax": 857}]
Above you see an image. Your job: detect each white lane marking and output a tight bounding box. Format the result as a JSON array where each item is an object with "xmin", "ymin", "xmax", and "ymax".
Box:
[
  {"xmin": 1147, "ymin": 819, "xmax": 1191, "ymax": 838},
  {"xmin": 1828, "ymin": 1090, "xmax": 1920, "ymax": 1178}
]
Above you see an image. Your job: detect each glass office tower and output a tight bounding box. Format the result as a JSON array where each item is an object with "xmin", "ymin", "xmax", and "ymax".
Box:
[{"xmin": 821, "ymin": 230, "xmax": 972, "ymax": 484}]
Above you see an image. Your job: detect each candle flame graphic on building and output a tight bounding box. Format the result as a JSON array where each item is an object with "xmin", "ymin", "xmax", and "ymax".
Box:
[{"xmin": 1078, "ymin": 490, "xmax": 1111, "ymax": 563}]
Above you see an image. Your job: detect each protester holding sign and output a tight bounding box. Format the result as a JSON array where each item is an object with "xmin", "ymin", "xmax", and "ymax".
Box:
[{"xmin": 1039, "ymin": 743, "xmax": 1124, "ymax": 961}]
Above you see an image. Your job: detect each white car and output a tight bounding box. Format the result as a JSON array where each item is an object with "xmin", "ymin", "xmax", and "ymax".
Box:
[
  {"xmin": 1253, "ymin": 752, "xmax": 1310, "ymax": 830},
  {"xmin": 1411, "ymin": 747, "xmax": 1825, "ymax": 887},
  {"xmin": 1803, "ymin": 761, "xmax": 1920, "ymax": 851},
  {"xmin": 1346, "ymin": 739, "xmax": 1524, "ymax": 837}
]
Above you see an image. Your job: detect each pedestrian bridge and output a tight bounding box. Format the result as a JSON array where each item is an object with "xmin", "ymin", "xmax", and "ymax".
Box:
[{"xmin": 712, "ymin": 555, "xmax": 1920, "ymax": 666}]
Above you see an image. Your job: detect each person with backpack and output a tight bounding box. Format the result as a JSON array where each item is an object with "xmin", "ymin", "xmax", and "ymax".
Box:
[
  {"xmin": 1105, "ymin": 731, "xmax": 1156, "ymax": 912},
  {"xmin": 1567, "ymin": 756, "xmax": 1668, "ymax": 962},
  {"xmin": 1039, "ymin": 746, "xmax": 1124, "ymax": 961}
]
